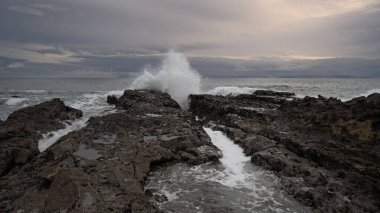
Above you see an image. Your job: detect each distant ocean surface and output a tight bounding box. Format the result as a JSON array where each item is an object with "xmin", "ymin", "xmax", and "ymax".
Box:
[{"xmin": 1, "ymin": 78, "xmax": 379, "ymax": 120}]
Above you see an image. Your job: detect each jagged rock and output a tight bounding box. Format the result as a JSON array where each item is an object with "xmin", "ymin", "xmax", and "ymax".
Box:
[
  {"xmin": 0, "ymin": 98, "xmax": 83, "ymax": 176},
  {"xmin": 190, "ymin": 91, "xmax": 380, "ymax": 212},
  {"xmin": 0, "ymin": 90, "xmax": 221, "ymax": 212},
  {"xmin": 367, "ymin": 93, "xmax": 380, "ymax": 104},
  {"xmin": 282, "ymin": 93, "xmax": 380, "ymax": 142},
  {"xmin": 115, "ymin": 90, "xmax": 181, "ymax": 111},
  {"xmin": 253, "ymin": 90, "xmax": 295, "ymax": 97},
  {"xmin": 190, "ymin": 91, "xmax": 286, "ymax": 122},
  {"xmin": 106, "ymin": 95, "xmax": 118, "ymax": 105},
  {"xmin": 13, "ymin": 148, "xmax": 32, "ymax": 165},
  {"xmin": 6, "ymin": 98, "xmax": 82, "ymax": 125}
]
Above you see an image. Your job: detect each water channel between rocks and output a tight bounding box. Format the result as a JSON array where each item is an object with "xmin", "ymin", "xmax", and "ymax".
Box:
[{"xmin": 146, "ymin": 127, "xmax": 311, "ymax": 213}]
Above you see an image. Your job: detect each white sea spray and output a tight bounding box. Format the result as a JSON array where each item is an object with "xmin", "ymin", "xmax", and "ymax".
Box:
[{"xmin": 131, "ymin": 51, "xmax": 200, "ymax": 108}]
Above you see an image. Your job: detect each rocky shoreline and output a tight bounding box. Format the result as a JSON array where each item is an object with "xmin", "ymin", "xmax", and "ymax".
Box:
[
  {"xmin": 0, "ymin": 98, "xmax": 82, "ymax": 176},
  {"xmin": 0, "ymin": 90, "xmax": 220, "ymax": 212},
  {"xmin": 191, "ymin": 90, "xmax": 380, "ymax": 212},
  {"xmin": 0, "ymin": 89, "xmax": 379, "ymax": 212}
]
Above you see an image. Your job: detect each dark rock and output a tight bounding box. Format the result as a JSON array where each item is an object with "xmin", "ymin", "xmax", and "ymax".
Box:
[
  {"xmin": 0, "ymin": 98, "xmax": 83, "ymax": 175},
  {"xmin": 367, "ymin": 93, "xmax": 380, "ymax": 104},
  {"xmin": 190, "ymin": 91, "xmax": 283, "ymax": 122},
  {"xmin": 317, "ymin": 94, "xmax": 327, "ymax": 100},
  {"xmin": 106, "ymin": 95, "xmax": 118, "ymax": 105},
  {"xmin": 154, "ymin": 194, "xmax": 168, "ymax": 203},
  {"xmin": 370, "ymin": 144, "xmax": 380, "ymax": 158},
  {"xmin": 0, "ymin": 90, "xmax": 221, "ymax": 212},
  {"xmin": 190, "ymin": 90, "xmax": 380, "ymax": 212},
  {"xmin": 347, "ymin": 96, "xmax": 366, "ymax": 105},
  {"xmin": 13, "ymin": 148, "xmax": 32, "ymax": 165},
  {"xmin": 115, "ymin": 90, "xmax": 181, "ymax": 112},
  {"xmin": 253, "ymin": 90, "xmax": 295, "ymax": 97},
  {"xmin": 6, "ymin": 98, "xmax": 82, "ymax": 124}
]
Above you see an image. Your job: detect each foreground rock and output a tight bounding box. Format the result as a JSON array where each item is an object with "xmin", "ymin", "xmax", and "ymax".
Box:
[
  {"xmin": 190, "ymin": 91, "xmax": 380, "ymax": 212},
  {"xmin": 0, "ymin": 98, "xmax": 82, "ymax": 175},
  {"xmin": 0, "ymin": 90, "xmax": 221, "ymax": 212}
]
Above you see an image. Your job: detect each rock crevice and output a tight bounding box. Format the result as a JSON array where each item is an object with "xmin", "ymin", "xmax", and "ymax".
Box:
[{"xmin": 190, "ymin": 91, "xmax": 380, "ymax": 212}]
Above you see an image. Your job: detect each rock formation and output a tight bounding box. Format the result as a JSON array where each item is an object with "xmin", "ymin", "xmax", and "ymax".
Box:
[
  {"xmin": 190, "ymin": 91, "xmax": 380, "ymax": 212},
  {"xmin": 0, "ymin": 90, "xmax": 220, "ymax": 212},
  {"xmin": 1, "ymin": 89, "xmax": 379, "ymax": 212},
  {"xmin": 0, "ymin": 98, "xmax": 82, "ymax": 176}
]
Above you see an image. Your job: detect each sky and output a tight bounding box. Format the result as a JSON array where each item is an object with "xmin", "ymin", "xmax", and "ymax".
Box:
[{"xmin": 0, "ymin": 0, "xmax": 380, "ymax": 78}]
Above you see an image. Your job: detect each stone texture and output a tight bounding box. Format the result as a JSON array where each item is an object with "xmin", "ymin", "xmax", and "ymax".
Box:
[
  {"xmin": 190, "ymin": 91, "xmax": 380, "ymax": 212},
  {"xmin": 0, "ymin": 98, "xmax": 82, "ymax": 175},
  {"xmin": 0, "ymin": 90, "xmax": 221, "ymax": 212}
]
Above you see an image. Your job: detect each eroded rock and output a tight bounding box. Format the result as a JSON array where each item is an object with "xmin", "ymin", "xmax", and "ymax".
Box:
[
  {"xmin": 190, "ymin": 91, "xmax": 380, "ymax": 212},
  {"xmin": 0, "ymin": 98, "xmax": 82, "ymax": 175},
  {"xmin": 0, "ymin": 90, "xmax": 221, "ymax": 212}
]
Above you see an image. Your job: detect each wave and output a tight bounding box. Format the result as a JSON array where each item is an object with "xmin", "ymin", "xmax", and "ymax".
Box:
[
  {"xmin": 340, "ymin": 88, "xmax": 380, "ymax": 101},
  {"xmin": 5, "ymin": 97, "xmax": 29, "ymax": 106},
  {"xmin": 359, "ymin": 88, "xmax": 380, "ymax": 97},
  {"xmin": 203, "ymin": 127, "xmax": 251, "ymax": 188},
  {"xmin": 24, "ymin": 90, "xmax": 49, "ymax": 94},
  {"xmin": 38, "ymin": 91, "xmax": 118, "ymax": 152},
  {"xmin": 131, "ymin": 51, "xmax": 200, "ymax": 108},
  {"xmin": 207, "ymin": 86, "xmax": 258, "ymax": 97},
  {"xmin": 38, "ymin": 119, "xmax": 87, "ymax": 152},
  {"xmin": 8, "ymin": 90, "xmax": 49, "ymax": 94}
]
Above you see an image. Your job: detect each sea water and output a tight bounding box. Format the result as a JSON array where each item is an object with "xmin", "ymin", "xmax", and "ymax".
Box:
[{"xmin": 146, "ymin": 128, "xmax": 310, "ymax": 212}]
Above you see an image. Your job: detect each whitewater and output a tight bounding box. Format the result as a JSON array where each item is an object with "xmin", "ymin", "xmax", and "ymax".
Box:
[
  {"xmin": 146, "ymin": 128, "xmax": 310, "ymax": 212},
  {"xmin": 131, "ymin": 51, "xmax": 200, "ymax": 108}
]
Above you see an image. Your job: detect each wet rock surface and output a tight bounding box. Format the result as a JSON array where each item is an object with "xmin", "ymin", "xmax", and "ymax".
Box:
[
  {"xmin": 190, "ymin": 91, "xmax": 380, "ymax": 212},
  {"xmin": 0, "ymin": 90, "xmax": 221, "ymax": 212},
  {"xmin": 0, "ymin": 98, "xmax": 82, "ymax": 175}
]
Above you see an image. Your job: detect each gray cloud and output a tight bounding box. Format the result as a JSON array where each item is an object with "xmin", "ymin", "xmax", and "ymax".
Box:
[
  {"xmin": 2, "ymin": 54, "xmax": 379, "ymax": 78},
  {"xmin": 6, "ymin": 5, "xmax": 43, "ymax": 16},
  {"xmin": 6, "ymin": 62, "xmax": 24, "ymax": 69},
  {"xmin": 0, "ymin": 0, "xmax": 379, "ymax": 77}
]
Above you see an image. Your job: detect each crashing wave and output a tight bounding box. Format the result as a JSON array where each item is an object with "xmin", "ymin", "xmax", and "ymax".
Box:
[
  {"xmin": 131, "ymin": 51, "xmax": 200, "ymax": 108},
  {"xmin": 359, "ymin": 88, "xmax": 380, "ymax": 97},
  {"xmin": 207, "ymin": 86, "xmax": 258, "ymax": 97},
  {"xmin": 5, "ymin": 97, "xmax": 29, "ymax": 106}
]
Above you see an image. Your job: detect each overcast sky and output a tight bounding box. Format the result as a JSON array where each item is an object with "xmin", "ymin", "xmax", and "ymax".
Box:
[{"xmin": 1, "ymin": 0, "xmax": 380, "ymax": 78}]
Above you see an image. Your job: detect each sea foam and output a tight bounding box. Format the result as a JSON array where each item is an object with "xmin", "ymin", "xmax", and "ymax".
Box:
[
  {"xmin": 38, "ymin": 91, "xmax": 117, "ymax": 152},
  {"xmin": 131, "ymin": 51, "xmax": 200, "ymax": 108},
  {"xmin": 5, "ymin": 97, "xmax": 28, "ymax": 106},
  {"xmin": 203, "ymin": 127, "xmax": 251, "ymax": 188},
  {"xmin": 360, "ymin": 88, "xmax": 380, "ymax": 97},
  {"xmin": 207, "ymin": 86, "xmax": 257, "ymax": 97}
]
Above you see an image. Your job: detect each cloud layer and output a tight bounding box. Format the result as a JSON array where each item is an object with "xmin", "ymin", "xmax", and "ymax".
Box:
[{"xmin": 0, "ymin": 0, "xmax": 379, "ymax": 77}]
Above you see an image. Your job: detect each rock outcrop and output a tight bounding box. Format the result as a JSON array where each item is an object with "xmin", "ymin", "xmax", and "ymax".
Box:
[
  {"xmin": 0, "ymin": 90, "xmax": 221, "ymax": 212},
  {"xmin": 2, "ymin": 89, "xmax": 378, "ymax": 212},
  {"xmin": 190, "ymin": 91, "xmax": 380, "ymax": 212},
  {"xmin": 0, "ymin": 98, "xmax": 82, "ymax": 176}
]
